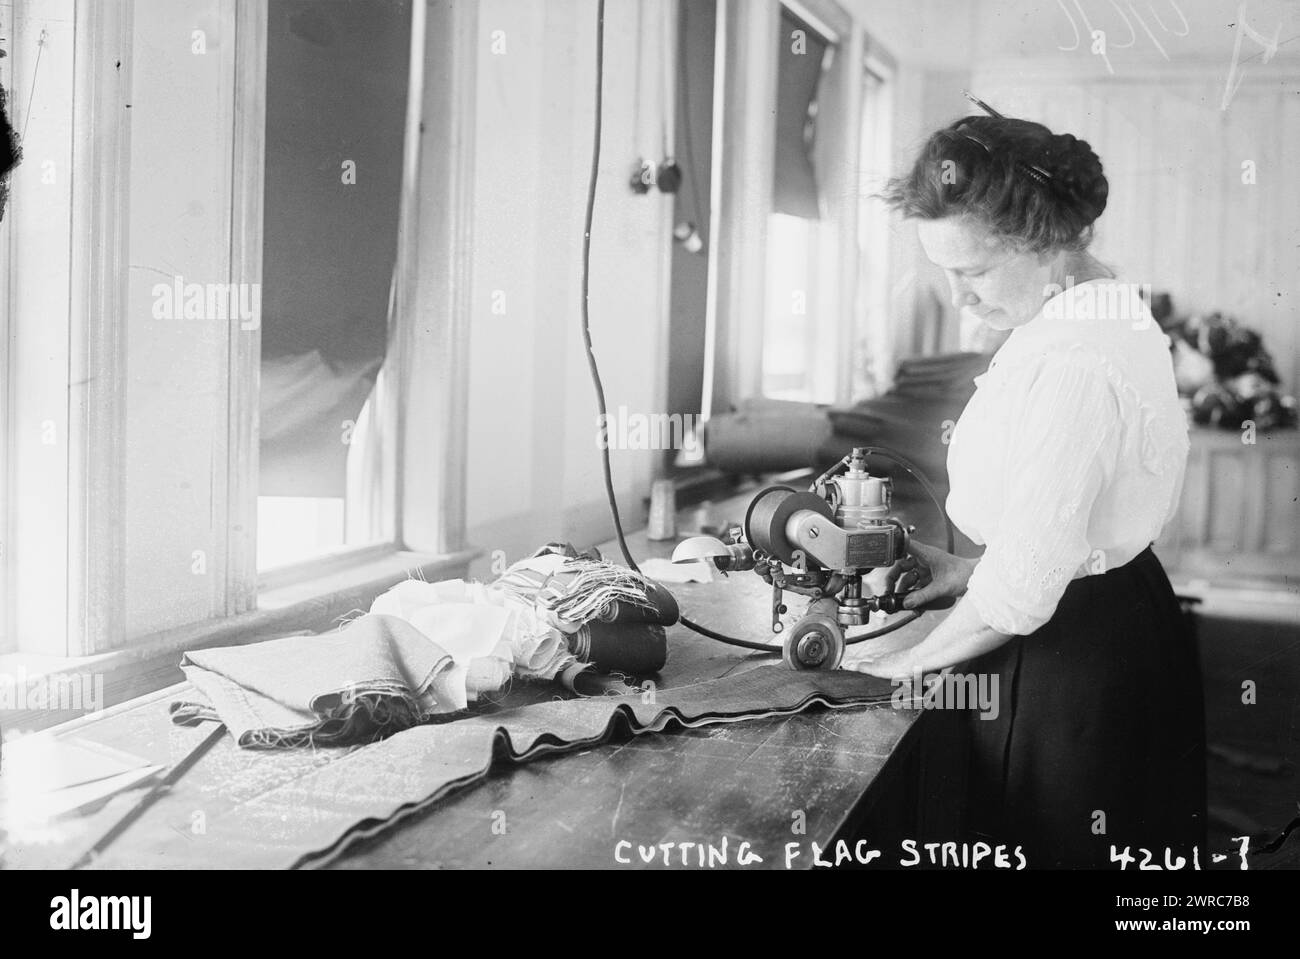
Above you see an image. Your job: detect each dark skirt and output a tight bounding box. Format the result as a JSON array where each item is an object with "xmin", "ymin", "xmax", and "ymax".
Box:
[{"xmin": 957, "ymin": 546, "xmax": 1208, "ymax": 869}]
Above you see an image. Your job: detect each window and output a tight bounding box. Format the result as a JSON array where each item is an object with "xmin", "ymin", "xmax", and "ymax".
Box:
[
  {"xmin": 256, "ymin": 0, "xmax": 410, "ymax": 573},
  {"xmin": 761, "ymin": 8, "xmax": 836, "ymax": 402},
  {"xmin": 1, "ymin": 0, "xmax": 474, "ymax": 660},
  {"xmin": 763, "ymin": 213, "xmax": 841, "ymax": 401},
  {"xmin": 707, "ymin": 0, "xmax": 869, "ymax": 414}
]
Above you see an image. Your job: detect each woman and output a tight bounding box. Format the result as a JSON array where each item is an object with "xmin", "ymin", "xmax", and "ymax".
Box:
[{"xmin": 852, "ymin": 111, "xmax": 1207, "ymax": 869}]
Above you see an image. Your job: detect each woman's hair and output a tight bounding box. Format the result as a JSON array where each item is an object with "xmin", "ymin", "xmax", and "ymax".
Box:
[{"xmin": 879, "ymin": 115, "xmax": 1108, "ymax": 255}]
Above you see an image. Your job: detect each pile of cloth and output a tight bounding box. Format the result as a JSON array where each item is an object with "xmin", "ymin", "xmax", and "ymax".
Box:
[{"xmin": 171, "ymin": 544, "xmax": 674, "ymax": 748}]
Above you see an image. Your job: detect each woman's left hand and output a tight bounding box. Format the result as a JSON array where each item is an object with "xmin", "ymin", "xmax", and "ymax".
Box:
[
  {"xmin": 845, "ymin": 646, "xmax": 913, "ymax": 680},
  {"xmin": 846, "ymin": 596, "xmax": 1017, "ymax": 681}
]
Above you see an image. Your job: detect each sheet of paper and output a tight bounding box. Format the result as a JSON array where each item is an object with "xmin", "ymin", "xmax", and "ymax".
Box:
[{"xmin": 0, "ymin": 736, "xmax": 162, "ymax": 822}]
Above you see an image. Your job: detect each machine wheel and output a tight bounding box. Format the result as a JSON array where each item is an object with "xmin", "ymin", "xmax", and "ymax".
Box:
[{"xmin": 781, "ymin": 608, "xmax": 845, "ymax": 671}]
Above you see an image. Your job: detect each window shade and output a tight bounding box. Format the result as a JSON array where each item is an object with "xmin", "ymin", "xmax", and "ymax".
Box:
[{"xmin": 773, "ymin": 10, "xmax": 829, "ymax": 219}]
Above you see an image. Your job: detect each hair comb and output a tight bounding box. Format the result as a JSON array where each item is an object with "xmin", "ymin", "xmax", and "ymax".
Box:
[
  {"xmin": 963, "ymin": 90, "xmax": 1004, "ymax": 119},
  {"xmin": 959, "ymin": 91, "xmax": 1053, "ymax": 186}
]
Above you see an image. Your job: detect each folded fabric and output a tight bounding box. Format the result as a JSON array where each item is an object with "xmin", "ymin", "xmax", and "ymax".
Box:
[
  {"xmin": 171, "ymin": 614, "xmax": 459, "ymax": 748},
  {"xmin": 368, "ymin": 577, "xmax": 577, "ymax": 709},
  {"xmin": 171, "ymin": 545, "xmax": 684, "ymax": 750}
]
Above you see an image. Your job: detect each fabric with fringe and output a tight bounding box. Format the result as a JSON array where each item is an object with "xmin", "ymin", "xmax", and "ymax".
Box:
[
  {"xmin": 171, "ymin": 614, "xmax": 459, "ymax": 748},
  {"xmin": 493, "ymin": 543, "xmax": 656, "ymax": 634}
]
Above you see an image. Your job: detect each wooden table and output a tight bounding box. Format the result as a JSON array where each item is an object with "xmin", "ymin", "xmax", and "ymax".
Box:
[{"xmin": 3, "ymin": 485, "xmax": 951, "ymax": 870}]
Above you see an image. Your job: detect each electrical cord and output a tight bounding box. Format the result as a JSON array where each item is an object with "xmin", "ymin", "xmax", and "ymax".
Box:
[
  {"xmin": 581, "ymin": 0, "xmax": 771, "ymax": 653},
  {"xmin": 579, "ymin": 0, "xmax": 954, "ymax": 655},
  {"xmin": 582, "ymin": 0, "xmax": 638, "ymax": 574}
]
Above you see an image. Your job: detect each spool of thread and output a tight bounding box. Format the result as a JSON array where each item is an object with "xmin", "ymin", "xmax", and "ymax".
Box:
[
  {"xmin": 647, "ymin": 479, "xmax": 676, "ymax": 541},
  {"xmin": 572, "ymin": 621, "xmax": 668, "ymax": 675}
]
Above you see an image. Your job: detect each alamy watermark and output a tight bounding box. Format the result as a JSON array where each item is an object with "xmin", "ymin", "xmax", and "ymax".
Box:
[
  {"xmin": 50, "ymin": 890, "xmax": 151, "ymax": 939},
  {"xmin": 151, "ymin": 275, "xmax": 260, "ymax": 329},
  {"xmin": 891, "ymin": 670, "xmax": 999, "ymax": 720},
  {"xmin": 1042, "ymin": 276, "xmax": 1153, "ymax": 329},
  {"xmin": 596, "ymin": 406, "xmax": 702, "ymax": 454},
  {"xmin": 0, "ymin": 667, "xmax": 104, "ymax": 715}
]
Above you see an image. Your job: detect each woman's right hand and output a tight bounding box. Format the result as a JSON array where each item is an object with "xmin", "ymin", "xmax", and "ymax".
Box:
[{"xmin": 880, "ymin": 540, "xmax": 978, "ymax": 610}]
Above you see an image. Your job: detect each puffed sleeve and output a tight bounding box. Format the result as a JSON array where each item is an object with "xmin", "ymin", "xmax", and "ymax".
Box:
[{"xmin": 964, "ymin": 353, "xmax": 1121, "ymax": 635}]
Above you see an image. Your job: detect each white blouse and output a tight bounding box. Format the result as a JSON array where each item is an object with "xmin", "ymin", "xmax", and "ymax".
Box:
[{"xmin": 945, "ymin": 278, "xmax": 1189, "ymax": 636}]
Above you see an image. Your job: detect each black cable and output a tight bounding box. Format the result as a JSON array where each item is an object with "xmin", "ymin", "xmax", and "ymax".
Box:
[
  {"xmin": 582, "ymin": 0, "xmax": 638, "ymax": 576},
  {"xmin": 579, "ymin": 2, "xmax": 952, "ymax": 655},
  {"xmin": 677, "ymin": 616, "xmax": 788, "ymax": 653},
  {"xmin": 849, "ymin": 609, "xmax": 922, "ymax": 642}
]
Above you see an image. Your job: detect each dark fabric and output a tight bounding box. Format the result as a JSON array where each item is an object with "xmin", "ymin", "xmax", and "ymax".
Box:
[
  {"xmin": 960, "ymin": 546, "xmax": 1208, "ymax": 868},
  {"xmin": 824, "ymin": 352, "xmax": 992, "ymax": 487},
  {"xmin": 93, "ymin": 666, "xmax": 896, "ymax": 869},
  {"xmin": 576, "ymin": 622, "xmax": 668, "ymax": 675},
  {"xmin": 601, "ymin": 578, "xmax": 680, "ymax": 626},
  {"xmin": 700, "ymin": 353, "xmax": 991, "ymax": 481},
  {"xmin": 883, "ymin": 351, "xmax": 993, "ymax": 399},
  {"xmin": 705, "ymin": 398, "xmax": 835, "ymax": 474}
]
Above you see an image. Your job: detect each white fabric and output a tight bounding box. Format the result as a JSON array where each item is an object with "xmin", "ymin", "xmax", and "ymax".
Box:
[
  {"xmin": 368, "ymin": 578, "xmax": 575, "ymax": 712},
  {"xmin": 946, "ymin": 279, "xmax": 1189, "ymax": 635}
]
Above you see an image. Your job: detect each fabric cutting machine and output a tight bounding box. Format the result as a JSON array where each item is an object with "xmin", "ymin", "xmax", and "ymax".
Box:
[{"xmin": 669, "ymin": 447, "xmax": 952, "ymax": 671}]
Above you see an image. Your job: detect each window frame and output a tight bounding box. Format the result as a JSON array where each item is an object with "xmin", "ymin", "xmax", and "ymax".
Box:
[
  {"xmin": 68, "ymin": 0, "xmax": 134, "ymax": 656},
  {"xmin": 1, "ymin": 0, "xmax": 99, "ymax": 659},
  {"xmin": 856, "ymin": 36, "xmax": 898, "ymax": 399},
  {"xmin": 2, "ymin": 0, "xmax": 478, "ymax": 661}
]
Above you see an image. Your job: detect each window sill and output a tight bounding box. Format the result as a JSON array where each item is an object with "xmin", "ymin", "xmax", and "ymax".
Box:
[{"xmin": 0, "ymin": 547, "xmax": 480, "ymax": 736}]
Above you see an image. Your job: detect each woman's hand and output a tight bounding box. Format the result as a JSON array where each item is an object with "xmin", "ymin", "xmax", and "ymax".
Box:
[
  {"xmin": 848, "ymin": 596, "xmax": 1015, "ymax": 678},
  {"xmin": 881, "ymin": 541, "xmax": 978, "ymax": 610},
  {"xmin": 844, "ymin": 644, "xmax": 914, "ymax": 680}
]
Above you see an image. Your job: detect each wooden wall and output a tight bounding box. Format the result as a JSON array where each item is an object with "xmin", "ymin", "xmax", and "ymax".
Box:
[{"xmin": 1157, "ymin": 427, "xmax": 1300, "ymax": 587}]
